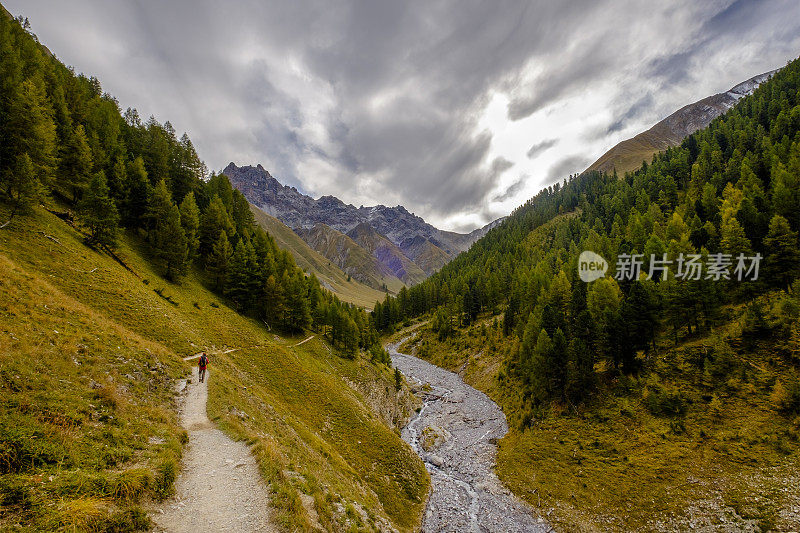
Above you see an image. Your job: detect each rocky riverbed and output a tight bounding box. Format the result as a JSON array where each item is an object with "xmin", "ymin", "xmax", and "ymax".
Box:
[{"xmin": 388, "ymin": 340, "xmax": 549, "ymax": 532}]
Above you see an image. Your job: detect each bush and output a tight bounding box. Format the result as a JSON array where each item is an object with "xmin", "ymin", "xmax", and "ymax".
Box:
[
  {"xmin": 105, "ymin": 506, "xmax": 151, "ymax": 532},
  {"xmin": 643, "ymin": 384, "xmax": 688, "ymax": 417},
  {"xmin": 704, "ymin": 339, "xmax": 738, "ymax": 381},
  {"xmin": 742, "ymin": 300, "xmax": 772, "ymax": 342},
  {"xmin": 771, "ymin": 376, "xmax": 800, "ymax": 415},
  {"xmin": 369, "ymin": 344, "xmax": 390, "ymax": 365},
  {"xmin": 0, "ymin": 474, "xmax": 34, "ymax": 509},
  {"xmin": 152, "ymin": 455, "xmax": 178, "ymax": 500}
]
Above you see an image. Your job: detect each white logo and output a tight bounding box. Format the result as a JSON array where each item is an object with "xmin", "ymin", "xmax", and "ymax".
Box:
[{"xmin": 579, "ymin": 251, "xmax": 608, "ymax": 282}]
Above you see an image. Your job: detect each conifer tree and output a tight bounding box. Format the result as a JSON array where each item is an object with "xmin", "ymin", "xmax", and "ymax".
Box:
[
  {"xmin": 1, "ymin": 153, "xmax": 45, "ymax": 227},
  {"xmin": 78, "ymin": 170, "xmax": 119, "ymax": 249},
  {"xmin": 152, "ymin": 204, "xmax": 188, "ymax": 281},
  {"xmin": 720, "ymin": 217, "xmax": 752, "ymax": 256},
  {"xmin": 529, "ymin": 328, "xmax": 553, "ymax": 402},
  {"xmin": 171, "ymin": 133, "xmax": 205, "ymax": 203},
  {"xmin": 207, "ymin": 230, "xmax": 232, "ymax": 290},
  {"xmin": 284, "ymin": 271, "xmax": 311, "ymax": 331},
  {"xmin": 60, "ymin": 124, "xmax": 93, "ymax": 202},
  {"xmin": 121, "ymin": 156, "xmax": 151, "ymax": 228},
  {"xmin": 262, "ymin": 273, "xmax": 285, "ymax": 324},
  {"xmin": 199, "ymin": 195, "xmax": 235, "ymax": 256},
  {"xmin": 225, "ymin": 240, "xmax": 252, "ymax": 309},
  {"xmin": 764, "ymin": 215, "xmax": 800, "ymax": 289},
  {"xmin": 148, "ymin": 179, "xmax": 173, "ymax": 234},
  {"xmin": 179, "ymin": 191, "xmax": 200, "ymax": 261},
  {"xmin": 108, "ymin": 156, "xmax": 127, "ymax": 201},
  {"xmin": 1, "ymin": 79, "xmax": 56, "ymax": 201},
  {"xmin": 147, "ymin": 181, "xmax": 187, "ymax": 280}
]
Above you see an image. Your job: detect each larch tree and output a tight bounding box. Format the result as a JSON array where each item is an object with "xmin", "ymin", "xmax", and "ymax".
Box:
[
  {"xmin": 153, "ymin": 204, "xmax": 188, "ymax": 281},
  {"xmin": 60, "ymin": 123, "xmax": 93, "ymax": 202},
  {"xmin": 764, "ymin": 215, "xmax": 800, "ymax": 289},
  {"xmin": 1, "ymin": 153, "xmax": 45, "ymax": 227},
  {"xmin": 207, "ymin": 229, "xmax": 232, "ymax": 290},
  {"xmin": 1, "ymin": 79, "xmax": 56, "ymax": 216},
  {"xmin": 179, "ymin": 191, "xmax": 200, "ymax": 261},
  {"xmin": 78, "ymin": 170, "xmax": 119, "ymax": 249}
]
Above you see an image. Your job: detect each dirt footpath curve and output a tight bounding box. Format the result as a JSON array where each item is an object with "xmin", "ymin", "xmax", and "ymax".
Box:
[{"xmin": 150, "ymin": 366, "xmax": 278, "ymax": 532}]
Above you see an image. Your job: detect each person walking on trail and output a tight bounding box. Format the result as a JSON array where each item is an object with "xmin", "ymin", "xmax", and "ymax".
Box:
[{"xmin": 198, "ymin": 352, "xmax": 209, "ymax": 383}]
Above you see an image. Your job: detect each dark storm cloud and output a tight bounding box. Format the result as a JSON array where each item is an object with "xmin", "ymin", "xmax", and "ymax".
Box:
[
  {"xmin": 492, "ymin": 175, "xmax": 527, "ymax": 202},
  {"xmin": 645, "ymin": 0, "xmax": 799, "ymax": 94},
  {"xmin": 526, "ymin": 138, "xmax": 559, "ymax": 159},
  {"xmin": 7, "ymin": 0, "xmax": 800, "ymax": 231},
  {"xmin": 544, "ymin": 155, "xmax": 592, "ymax": 186},
  {"xmin": 507, "ymin": 45, "xmax": 615, "ymax": 121},
  {"xmin": 606, "ymin": 93, "xmax": 654, "ymax": 134}
]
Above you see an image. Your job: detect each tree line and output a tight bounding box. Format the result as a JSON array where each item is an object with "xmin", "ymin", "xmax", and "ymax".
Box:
[
  {"xmin": 0, "ymin": 13, "xmax": 385, "ymax": 360},
  {"xmin": 375, "ymin": 56, "xmax": 800, "ymax": 405}
]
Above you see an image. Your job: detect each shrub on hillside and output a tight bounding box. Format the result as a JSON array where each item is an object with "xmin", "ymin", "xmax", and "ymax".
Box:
[
  {"xmin": 643, "ymin": 384, "xmax": 688, "ymax": 417},
  {"xmin": 771, "ymin": 375, "xmax": 800, "ymax": 415}
]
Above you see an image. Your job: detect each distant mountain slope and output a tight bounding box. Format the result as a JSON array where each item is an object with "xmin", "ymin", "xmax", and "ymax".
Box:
[
  {"xmin": 249, "ymin": 204, "xmax": 387, "ymax": 308},
  {"xmin": 347, "ymin": 222, "xmax": 427, "ymax": 285},
  {"xmin": 587, "ymin": 70, "xmax": 777, "ymax": 175},
  {"xmin": 224, "ymin": 162, "xmax": 498, "ymax": 284},
  {"xmin": 397, "ymin": 235, "xmax": 452, "ymax": 276},
  {"xmin": 295, "ymin": 223, "xmax": 407, "ymax": 294}
]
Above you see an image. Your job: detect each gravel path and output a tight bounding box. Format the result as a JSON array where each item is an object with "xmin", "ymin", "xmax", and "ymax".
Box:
[
  {"xmin": 388, "ymin": 340, "xmax": 550, "ymax": 533},
  {"xmin": 150, "ymin": 367, "xmax": 277, "ymax": 533}
]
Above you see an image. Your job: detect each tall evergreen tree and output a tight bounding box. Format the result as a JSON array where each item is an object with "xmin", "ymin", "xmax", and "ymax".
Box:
[
  {"xmin": 179, "ymin": 191, "xmax": 200, "ymax": 261},
  {"xmin": 199, "ymin": 195, "xmax": 235, "ymax": 256},
  {"xmin": 1, "ymin": 153, "xmax": 45, "ymax": 226},
  {"xmin": 207, "ymin": 230, "xmax": 232, "ymax": 290},
  {"xmin": 121, "ymin": 156, "xmax": 151, "ymax": 228},
  {"xmin": 152, "ymin": 204, "xmax": 188, "ymax": 281},
  {"xmin": 1, "ymin": 79, "xmax": 56, "ymax": 200},
  {"xmin": 284, "ymin": 271, "xmax": 311, "ymax": 331},
  {"xmin": 148, "ymin": 181, "xmax": 187, "ymax": 280},
  {"xmin": 78, "ymin": 170, "xmax": 119, "ymax": 249},
  {"xmin": 60, "ymin": 123, "xmax": 93, "ymax": 202},
  {"xmin": 764, "ymin": 215, "xmax": 800, "ymax": 289}
]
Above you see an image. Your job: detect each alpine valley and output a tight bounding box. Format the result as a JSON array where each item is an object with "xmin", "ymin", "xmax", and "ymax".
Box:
[{"xmin": 2, "ymin": 2, "xmax": 800, "ymax": 533}]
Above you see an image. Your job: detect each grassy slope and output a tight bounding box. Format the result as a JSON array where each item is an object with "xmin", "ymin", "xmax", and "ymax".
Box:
[
  {"xmin": 346, "ymin": 224, "xmax": 427, "ymax": 287},
  {"xmin": 586, "ymin": 132, "xmax": 665, "ymax": 176},
  {"xmin": 250, "ymin": 205, "xmax": 387, "ymax": 309},
  {"xmin": 0, "ymin": 205, "xmax": 428, "ymax": 532},
  {"xmin": 399, "ymin": 238, "xmax": 451, "ymax": 278},
  {"xmin": 297, "ymin": 224, "xmax": 406, "ymax": 296}
]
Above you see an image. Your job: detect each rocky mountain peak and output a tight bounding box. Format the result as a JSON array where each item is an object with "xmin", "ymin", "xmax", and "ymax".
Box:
[{"xmin": 222, "ymin": 163, "xmax": 500, "ymax": 285}]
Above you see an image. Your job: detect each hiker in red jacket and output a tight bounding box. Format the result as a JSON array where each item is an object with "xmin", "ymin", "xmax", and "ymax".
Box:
[{"xmin": 198, "ymin": 352, "xmax": 209, "ymax": 383}]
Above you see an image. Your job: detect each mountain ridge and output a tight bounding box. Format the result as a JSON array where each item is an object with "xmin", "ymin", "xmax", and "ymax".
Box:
[
  {"xmin": 249, "ymin": 203, "xmax": 389, "ymax": 308},
  {"xmin": 295, "ymin": 222, "xmax": 407, "ymax": 294},
  {"xmin": 223, "ymin": 162, "xmax": 501, "ymax": 286},
  {"xmin": 587, "ymin": 69, "xmax": 778, "ymax": 175}
]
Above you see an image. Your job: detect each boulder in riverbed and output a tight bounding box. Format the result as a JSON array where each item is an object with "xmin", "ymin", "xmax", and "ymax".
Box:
[{"xmin": 428, "ymin": 454, "xmax": 445, "ymax": 468}]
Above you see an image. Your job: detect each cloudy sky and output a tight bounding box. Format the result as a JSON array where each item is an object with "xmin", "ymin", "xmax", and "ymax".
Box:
[{"xmin": 7, "ymin": 0, "xmax": 800, "ymax": 232}]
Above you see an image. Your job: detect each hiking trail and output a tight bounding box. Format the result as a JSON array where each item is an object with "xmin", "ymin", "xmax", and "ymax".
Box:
[{"xmin": 150, "ymin": 366, "xmax": 277, "ymax": 532}]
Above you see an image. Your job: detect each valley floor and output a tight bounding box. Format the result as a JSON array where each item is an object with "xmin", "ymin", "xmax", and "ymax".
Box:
[{"xmin": 388, "ymin": 336, "xmax": 548, "ymax": 532}]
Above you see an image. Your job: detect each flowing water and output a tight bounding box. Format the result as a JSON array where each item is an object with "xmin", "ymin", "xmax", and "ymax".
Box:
[{"xmin": 388, "ymin": 340, "xmax": 550, "ymax": 532}]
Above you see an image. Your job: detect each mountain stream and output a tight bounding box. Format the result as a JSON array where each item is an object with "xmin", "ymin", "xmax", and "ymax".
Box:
[{"xmin": 388, "ymin": 339, "xmax": 549, "ymax": 532}]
